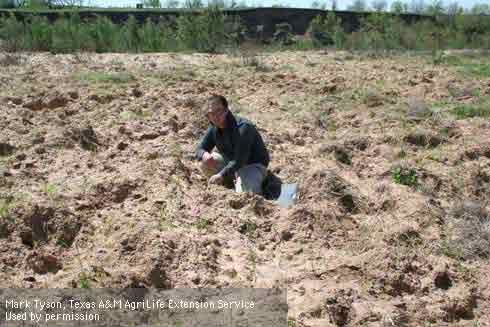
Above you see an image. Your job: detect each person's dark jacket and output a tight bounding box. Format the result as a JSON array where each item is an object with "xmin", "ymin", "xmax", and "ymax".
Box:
[{"xmin": 196, "ymin": 111, "xmax": 270, "ymax": 178}]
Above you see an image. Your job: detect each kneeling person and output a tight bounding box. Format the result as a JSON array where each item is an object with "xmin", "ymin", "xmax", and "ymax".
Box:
[{"xmin": 196, "ymin": 95, "xmax": 270, "ymax": 194}]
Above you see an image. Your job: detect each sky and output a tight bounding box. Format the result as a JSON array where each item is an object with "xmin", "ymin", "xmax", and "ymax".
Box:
[{"xmin": 87, "ymin": 0, "xmax": 488, "ymax": 10}]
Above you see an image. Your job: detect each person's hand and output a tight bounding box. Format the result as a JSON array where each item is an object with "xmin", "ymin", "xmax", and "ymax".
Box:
[
  {"xmin": 202, "ymin": 152, "xmax": 216, "ymax": 168},
  {"xmin": 209, "ymin": 173, "xmax": 224, "ymax": 185}
]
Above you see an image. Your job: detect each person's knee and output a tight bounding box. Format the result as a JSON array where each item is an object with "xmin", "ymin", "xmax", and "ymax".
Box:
[{"xmin": 235, "ymin": 165, "xmax": 266, "ymax": 194}]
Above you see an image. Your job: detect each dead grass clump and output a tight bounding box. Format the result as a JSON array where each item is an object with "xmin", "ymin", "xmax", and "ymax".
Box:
[
  {"xmin": 404, "ymin": 129, "xmax": 444, "ymax": 148},
  {"xmin": 239, "ymin": 51, "xmax": 272, "ymax": 72},
  {"xmin": 461, "ymin": 142, "xmax": 490, "ymax": 161},
  {"xmin": 300, "ymin": 169, "xmax": 367, "ymax": 214},
  {"xmin": 325, "ymin": 289, "xmax": 354, "ymax": 326},
  {"xmin": 64, "ymin": 125, "xmax": 100, "ymax": 151},
  {"xmin": 468, "ymin": 166, "xmax": 490, "ymax": 200},
  {"xmin": 443, "ymin": 200, "xmax": 490, "ymax": 260}
]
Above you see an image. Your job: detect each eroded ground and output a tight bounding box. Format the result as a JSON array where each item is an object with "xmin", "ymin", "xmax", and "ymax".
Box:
[{"xmin": 1, "ymin": 48, "xmax": 490, "ymax": 326}]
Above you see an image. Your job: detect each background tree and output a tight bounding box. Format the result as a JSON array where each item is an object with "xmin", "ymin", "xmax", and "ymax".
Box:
[
  {"xmin": 446, "ymin": 1, "xmax": 462, "ymax": 16},
  {"xmin": 331, "ymin": 0, "xmax": 337, "ymax": 10},
  {"xmin": 183, "ymin": 0, "xmax": 203, "ymax": 8},
  {"xmin": 347, "ymin": 0, "xmax": 367, "ymax": 12},
  {"xmin": 371, "ymin": 0, "xmax": 387, "ymax": 12},
  {"xmin": 164, "ymin": 0, "xmax": 179, "ymax": 8},
  {"xmin": 143, "ymin": 0, "xmax": 161, "ymax": 7},
  {"xmin": 470, "ymin": 3, "xmax": 490, "ymax": 15},
  {"xmin": 311, "ymin": 0, "xmax": 327, "ymax": 9},
  {"xmin": 391, "ymin": 0, "xmax": 408, "ymax": 13},
  {"xmin": 0, "ymin": 0, "xmax": 16, "ymax": 8},
  {"xmin": 425, "ymin": 0, "xmax": 444, "ymax": 16}
]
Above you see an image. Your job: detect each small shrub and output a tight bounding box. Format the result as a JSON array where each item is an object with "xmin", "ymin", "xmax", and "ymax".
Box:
[
  {"xmin": 24, "ymin": 15, "xmax": 52, "ymax": 51},
  {"xmin": 88, "ymin": 16, "xmax": 121, "ymax": 53},
  {"xmin": 391, "ymin": 165, "xmax": 418, "ymax": 186},
  {"xmin": 120, "ymin": 15, "xmax": 140, "ymax": 52},
  {"xmin": 138, "ymin": 18, "xmax": 177, "ymax": 52},
  {"xmin": 177, "ymin": 5, "xmax": 228, "ymax": 52},
  {"xmin": 443, "ymin": 200, "xmax": 490, "ymax": 260},
  {"xmin": 0, "ymin": 13, "xmax": 25, "ymax": 52},
  {"xmin": 50, "ymin": 13, "xmax": 95, "ymax": 53}
]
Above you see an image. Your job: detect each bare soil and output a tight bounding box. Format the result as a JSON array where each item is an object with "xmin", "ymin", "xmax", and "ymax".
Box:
[{"xmin": 1, "ymin": 49, "xmax": 490, "ymax": 326}]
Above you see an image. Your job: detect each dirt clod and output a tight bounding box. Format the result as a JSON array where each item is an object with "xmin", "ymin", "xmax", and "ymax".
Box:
[{"xmin": 27, "ymin": 252, "xmax": 62, "ymax": 274}]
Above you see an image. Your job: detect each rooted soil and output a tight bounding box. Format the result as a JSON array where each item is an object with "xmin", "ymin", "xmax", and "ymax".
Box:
[{"xmin": 1, "ymin": 49, "xmax": 490, "ymax": 326}]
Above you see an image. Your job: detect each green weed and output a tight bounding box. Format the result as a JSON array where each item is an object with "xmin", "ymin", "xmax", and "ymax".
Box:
[
  {"xmin": 79, "ymin": 273, "xmax": 90, "ymax": 289},
  {"xmin": 40, "ymin": 183, "xmax": 58, "ymax": 200},
  {"xmin": 453, "ymin": 104, "xmax": 490, "ymax": 119},
  {"xmin": 440, "ymin": 239, "xmax": 465, "ymax": 260},
  {"xmin": 391, "ymin": 166, "xmax": 418, "ymax": 186},
  {"xmin": 239, "ymin": 220, "xmax": 257, "ymax": 237},
  {"xmin": 196, "ymin": 218, "xmax": 212, "ymax": 230}
]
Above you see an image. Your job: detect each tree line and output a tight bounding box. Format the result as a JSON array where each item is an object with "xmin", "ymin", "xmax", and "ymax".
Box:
[{"xmin": 1, "ymin": 0, "xmax": 488, "ymax": 15}]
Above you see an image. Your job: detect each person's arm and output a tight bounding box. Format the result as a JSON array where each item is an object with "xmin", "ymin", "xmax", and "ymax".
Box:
[
  {"xmin": 218, "ymin": 124, "xmax": 254, "ymax": 177},
  {"xmin": 196, "ymin": 126, "xmax": 215, "ymax": 161}
]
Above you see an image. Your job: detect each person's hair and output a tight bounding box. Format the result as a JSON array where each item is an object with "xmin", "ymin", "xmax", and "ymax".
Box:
[{"xmin": 208, "ymin": 94, "xmax": 228, "ymax": 110}]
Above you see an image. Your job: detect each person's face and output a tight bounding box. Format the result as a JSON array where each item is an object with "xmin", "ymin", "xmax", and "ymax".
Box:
[{"xmin": 206, "ymin": 101, "xmax": 227, "ymax": 128}]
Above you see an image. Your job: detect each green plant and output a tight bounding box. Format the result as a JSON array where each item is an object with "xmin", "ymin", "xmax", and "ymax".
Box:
[
  {"xmin": 88, "ymin": 16, "xmax": 120, "ymax": 53},
  {"xmin": 440, "ymin": 239, "xmax": 465, "ymax": 260},
  {"xmin": 79, "ymin": 273, "xmax": 90, "ymax": 289},
  {"xmin": 239, "ymin": 220, "xmax": 257, "ymax": 237},
  {"xmin": 391, "ymin": 166, "xmax": 418, "ymax": 186},
  {"xmin": 24, "ymin": 15, "xmax": 52, "ymax": 51},
  {"xmin": 196, "ymin": 218, "xmax": 212, "ymax": 230},
  {"xmin": 453, "ymin": 104, "xmax": 490, "ymax": 119},
  {"xmin": 120, "ymin": 15, "xmax": 140, "ymax": 52},
  {"xmin": 138, "ymin": 18, "xmax": 177, "ymax": 52},
  {"xmin": 0, "ymin": 13, "xmax": 25, "ymax": 52},
  {"xmin": 0, "ymin": 199, "xmax": 10, "ymax": 220},
  {"xmin": 40, "ymin": 183, "xmax": 58, "ymax": 200},
  {"xmin": 50, "ymin": 13, "xmax": 95, "ymax": 53},
  {"xmin": 56, "ymin": 239, "xmax": 69, "ymax": 248}
]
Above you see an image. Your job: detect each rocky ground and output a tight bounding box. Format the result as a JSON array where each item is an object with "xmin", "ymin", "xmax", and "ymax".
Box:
[{"xmin": 1, "ymin": 48, "xmax": 490, "ymax": 326}]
